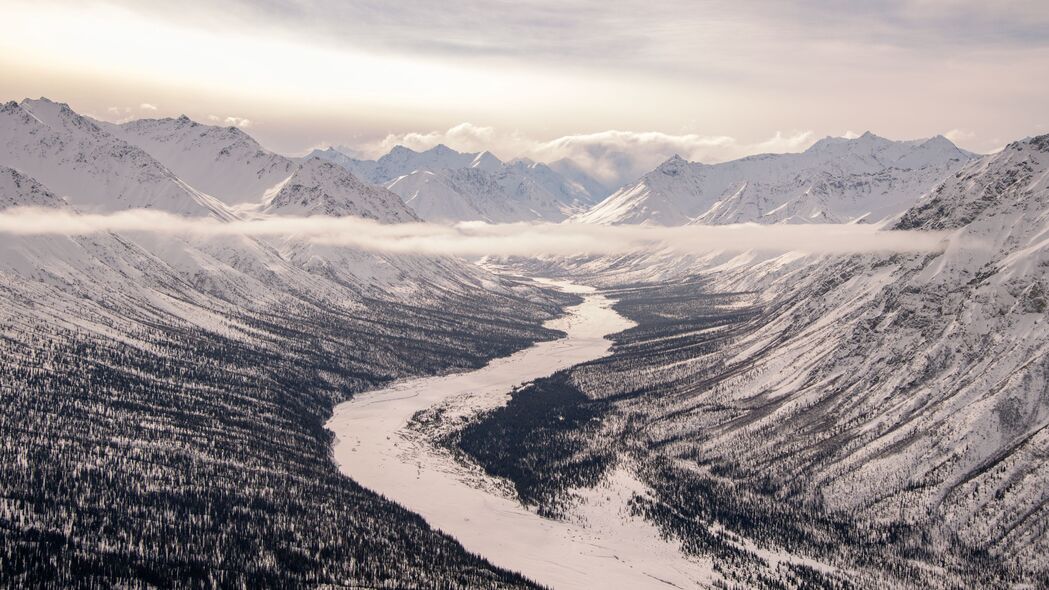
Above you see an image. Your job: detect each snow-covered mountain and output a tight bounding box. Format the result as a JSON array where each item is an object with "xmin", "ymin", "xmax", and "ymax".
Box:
[
  {"xmin": 508, "ymin": 134, "xmax": 1049, "ymax": 585},
  {"xmin": 0, "ymin": 100, "xmax": 574, "ymax": 589},
  {"xmin": 313, "ymin": 144, "xmax": 605, "ymax": 223},
  {"xmin": 0, "ymin": 98, "xmax": 565, "ymax": 300},
  {"xmin": 0, "ymin": 165, "xmax": 66, "ymax": 209},
  {"xmin": 685, "ymin": 133, "xmax": 1049, "ymax": 573},
  {"xmin": 388, "ymin": 166, "xmax": 573, "ymax": 223},
  {"xmin": 577, "ymin": 132, "xmax": 977, "ymax": 226},
  {"xmin": 264, "ymin": 158, "xmax": 418, "ymax": 222},
  {"xmin": 312, "ymin": 144, "xmax": 492, "ymax": 185},
  {"xmin": 0, "ymin": 98, "xmax": 226, "ymax": 216},
  {"xmin": 102, "ymin": 115, "xmax": 296, "ymax": 205}
]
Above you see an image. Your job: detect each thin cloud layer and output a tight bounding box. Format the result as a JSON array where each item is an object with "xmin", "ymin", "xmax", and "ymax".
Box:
[{"xmin": 0, "ymin": 208, "xmax": 949, "ymax": 257}]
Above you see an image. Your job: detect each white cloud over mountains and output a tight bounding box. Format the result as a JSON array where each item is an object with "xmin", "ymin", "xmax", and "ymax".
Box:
[{"xmin": 367, "ymin": 124, "xmax": 817, "ymax": 187}]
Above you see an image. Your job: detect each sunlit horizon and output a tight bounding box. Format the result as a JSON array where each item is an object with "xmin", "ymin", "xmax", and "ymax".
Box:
[{"xmin": 4, "ymin": 0, "xmax": 1047, "ymax": 172}]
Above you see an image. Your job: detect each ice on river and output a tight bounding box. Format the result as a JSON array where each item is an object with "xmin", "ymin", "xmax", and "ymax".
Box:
[{"xmin": 326, "ymin": 280, "xmax": 718, "ymax": 589}]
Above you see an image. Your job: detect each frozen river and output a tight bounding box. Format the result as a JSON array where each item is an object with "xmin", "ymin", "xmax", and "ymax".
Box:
[{"xmin": 326, "ymin": 281, "xmax": 716, "ymax": 589}]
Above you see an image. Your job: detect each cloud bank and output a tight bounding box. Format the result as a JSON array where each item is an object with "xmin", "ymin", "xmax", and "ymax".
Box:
[{"xmin": 0, "ymin": 208, "xmax": 949, "ymax": 257}]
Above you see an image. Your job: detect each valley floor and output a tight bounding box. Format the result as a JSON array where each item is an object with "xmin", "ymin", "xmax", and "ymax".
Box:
[{"xmin": 327, "ymin": 281, "xmax": 720, "ymax": 589}]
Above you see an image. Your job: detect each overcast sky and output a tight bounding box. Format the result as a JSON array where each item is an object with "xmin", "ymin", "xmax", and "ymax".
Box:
[{"xmin": 3, "ymin": 0, "xmax": 1047, "ymax": 176}]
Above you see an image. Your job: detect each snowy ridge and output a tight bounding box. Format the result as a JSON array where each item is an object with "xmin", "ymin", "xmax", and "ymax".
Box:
[
  {"xmin": 388, "ymin": 167, "xmax": 548, "ymax": 223},
  {"xmin": 577, "ymin": 131, "xmax": 976, "ymax": 226},
  {"xmin": 103, "ymin": 115, "xmax": 297, "ymax": 205},
  {"xmin": 0, "ymin": 165, "xmax": 67, "ymax": 210},
  {"xmin": 315, "ymin": 144, "xmax": 604, "ymax": 223},
  {"xmin": 0, "ymin": 99, "xmax": 224, "ymax": 216},
  {"xmin": 0, "ymin": 100, "xmax": 575, "ymax": 589},
  {"xmin": 265, "ymin": 157, "xmax": 418, "ymax": 222},
  {"xmin": 551, "ymin": 135, "xmax": 1049, "ymax": 582},
  {"xmin": 0, "ymin": 98, "xmax": 557, "ymax": 310}
]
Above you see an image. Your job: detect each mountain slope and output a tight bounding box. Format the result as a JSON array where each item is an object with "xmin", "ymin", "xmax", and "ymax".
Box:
[
  {"xmin": 264, "ymin": 157, "xmax": 418, "ymax": 222},
  {"xmin": 0, "ymin": 165, "xmax": 66, "ymax": 209},
  {"xmin": 468, "ymin": 135, "xmax": 1049, "ymax": 587},
  {"xmin": 578, "ymin": 132, "xmax": 976, "ymax": 226},
  {"xmin": 388, "ymin": 167, "xmax": 548, "ymax": 223},
  {"xmin": 0, "ymin": 99, "xmax": 225, "ymax": 216},
  {"xmin": 0, "ymin": 100, "xmax": 578, "ymax": 589},
  {"xmin": 104, "ymin": 115, "xmax": 296, "ymax": 205}
]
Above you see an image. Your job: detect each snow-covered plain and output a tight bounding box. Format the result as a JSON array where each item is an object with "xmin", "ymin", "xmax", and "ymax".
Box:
[{"xmin": 326, "ymin": 281, "xmax": 719, "ymax": 589}]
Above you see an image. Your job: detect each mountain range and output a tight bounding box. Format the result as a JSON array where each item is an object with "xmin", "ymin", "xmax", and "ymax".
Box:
[
  {"xmin": 577, "ymin": 131, "xmax": 976, "ymax": 226},
  {"xmin": 460, "ymin": 133, "xmax": 1049, "ymax": 586},
  {"xmin": 3, "ymin": 96, "xmax": 1047, "ymax": 588},
  {"xmin": 310, "ymin": 144, "xmax": 607, "ymax": 223}
]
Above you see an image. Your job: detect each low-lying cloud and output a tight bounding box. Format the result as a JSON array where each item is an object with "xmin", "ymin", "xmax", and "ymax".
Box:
[{"xmin": 0, "ymin": 208, "xmax": 949, "ymax": 257}]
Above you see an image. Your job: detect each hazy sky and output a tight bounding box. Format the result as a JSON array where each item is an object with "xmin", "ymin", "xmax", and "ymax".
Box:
[{"xmin": 3, "ymin": 0, "xmax": 1047, "ymax": 174}]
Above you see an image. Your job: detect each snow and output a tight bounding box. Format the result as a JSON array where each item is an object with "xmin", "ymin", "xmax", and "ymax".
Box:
[
  {"xmin": 327, "ymin": 281, "xmax": 719, "ymax": 589},
  {"xmin": 0, "ymin": 99, "xmax": 222, "ymax": 216},
  {"xmin": 576, "ymin": 132, "xmax": 976, "ymax": 226},
  {"xmin": 102, "ymin": 115, "xmax": 297, "ymax": 205},
  {"xmin": 264, "ymin": 157, "xmax": 418, "ymax": 222},
  {"xmin": 317, "ymin": 144, "xmax": 602, "ymax": 223}
]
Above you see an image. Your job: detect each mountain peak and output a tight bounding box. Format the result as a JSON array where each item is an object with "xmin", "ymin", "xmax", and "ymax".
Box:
[
  {"xmin": 266, "ymin": 157, "xmax": 418, "ymax": 222},
  {"xmin": 918, "ymin": 134, "xmax": 963, "ymax": 152},
  {"xmin": 388, "ymin": 145, "xmax": 418, "ymax": 156},
  {"xmin": 805, "ymin": 131, "xmax": 896, "ymax": 155},
  {"xmin": 21, "ymin": 96, "xmax": 65, "ymax": 108},
  {"xmin": 426, "ymin": 143, "xmax": 458, "ymax": 156},
  {"xmin": 1010, "ymin": 133, "xmax": 1049, "ymax": 153},
  {"xmin": 655, "ymin": 154, "xmax": 689, "ymax": 177},
  {"xmin": 470, "ymin": 150, "xmax": 504, "ymax": 172},
  {"xmin": 20, "ymin": 97, "xmax": 75, "ymax": 118}
]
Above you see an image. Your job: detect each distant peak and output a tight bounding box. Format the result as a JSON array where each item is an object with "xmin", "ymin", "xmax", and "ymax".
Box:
[
  {"xmin": 1027, "ymin": 134, "xmax": 1049, "ymax": 153},
  {"xmin": 21, "ymin": 97, "xmax": 73, "ymax": 112},
  {"xmin": 854, "ymin": 131, "xmax": 890, "ymax": 144},
  {"xmin": 388, "ymin": 145, "xmax": 418, "ymax": 156},
  {"xmin": 657, "ymin": 154, "xmax": 688, "ymax": 176},
  {"xmin": 427, "ymin": 143, "xmax": 457, "ymax": 155},
  {"xmin": 471, "ymin": 150, "xmax": 503, "ymax": 170},
  {"xmin": 24, "ymin": 96, "xmax": 60, "ymax": 106},
  {"xmin": 807, "ymin": 131, "xmax": 892, "ymax": 153},
  {"xmin": 921, "ymin": 134, "xmax": 954, "ymax": 147}
]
